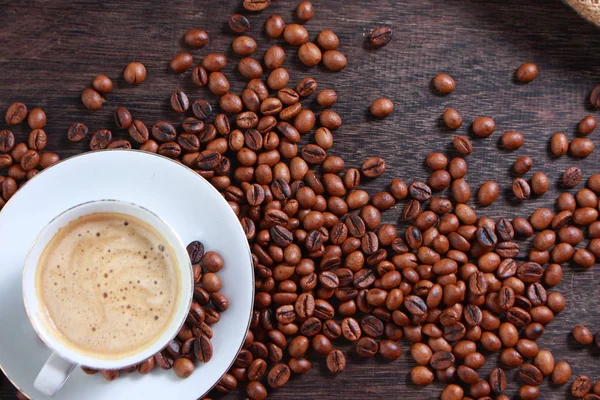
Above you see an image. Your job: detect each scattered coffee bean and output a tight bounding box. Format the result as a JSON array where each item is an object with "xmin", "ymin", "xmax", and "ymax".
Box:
[
  {"xmin": 170, "ymin": 52, "xmax": 193, "ymax": 73},
  {"xmin": 370, "ymin": 26, "xmax": 393, "ymax": 47},
  {"xmin": 81, "ymin": 88, "xmax": 103, "ymax": 110},
  {"xmin": 472, "ymin": 116, "xmax": 495, "ymax": 137},
  {"xmin": 89, "ymin": 129, "xmax": 112, "ymax": 151},
  {"xmin": 296, "ymin": 1, "xmax": 314, "ymax": 21},
  {"xmin": 573, "ymin": 376, "xmax": 593, "ymax": 398},
  {"xmin": 563, "ymin": 166, "xmax": 583, "ymax": 188},
  {"xmin": 229, "ymin": 14, "xmax": 250, "ymax": 33},
  {"xmin": 265, "ymin": 15, "xmax": 285, "ymax": 38},
  {"xmin": 514, "ymin": 155, "xmax": 533, "ymax": 175},
  {"xmin": 123, "ymin": 61, "xmax": 146, "ymax": 84},
  {"xmin": 573, "ymin": 325, "xmax": 594, "ymax": 345},
  {"xmin": 443, "ymin": 108, "xmax": 463, "ymax": 129},
  {"xmin": 298, "ymin": 43, "xmax": 322, "ymax": 67},
  {"xmin": 284, "ymin": 24, "xmax": 309, "ymax": 46},
  {"xmin": 477, "ymin": 181, "xmax": 499, "ymax": 206},
  {"xmin": 5, "ymin": 102, "xmax": 27, "ymax": 125},
  {"xmin": 550, "ymin": 131, "xmax": 569, "ymax": 157},
  {"xmin": 114, "ymin": 107, "xmax": 133, "ymax": 129},
  {"xmin": 516, "ymin": 62, "xmax": 539, "ymax": 82},
  {"xmin": 433, "ymin": 73, "xmax": 455, "ymax": 94},
  {"xmin": 233, "ymin": 36, "xmax": 257, "ymax": 56},
  {"xmin": 578, "ymin": 115, "xmax": 597, "ymax": 135},
  {"xmin": 370, "ymin": 98, "xmax": 394, "ymax": 118},
  {"xmin": 184, "ymin": 29, "xmax": 208, "ymax": 48},
  {"xmin": 317, "ymin": 30, "xmax": 339, "ymax": 50},
  {"xmin": 501, "ymin": 131, "xmax": 524, "ymax": 149},
  {"xmin": 243, "ymin": 0, "xmax": 270, "ymax": 12},
  {"xmin": 67, "ymin": 122, "xmax": 88, "ymax": 142}
]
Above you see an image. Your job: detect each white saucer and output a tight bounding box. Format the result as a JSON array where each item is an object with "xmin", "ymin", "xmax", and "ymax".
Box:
[{"xmin": 0, "ymin": 150, "xmax": 254, "ymax": 400}]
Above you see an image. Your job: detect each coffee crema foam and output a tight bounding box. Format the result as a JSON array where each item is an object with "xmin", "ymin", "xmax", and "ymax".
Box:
[{"xmin": 36, "ymin": 212, "xmax": 180, "ymax": 359}]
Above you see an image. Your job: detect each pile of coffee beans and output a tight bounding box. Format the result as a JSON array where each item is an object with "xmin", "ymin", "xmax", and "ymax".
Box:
[
  {"xmin": 0, "ymin": 106, "xmax": 60, "ymax": 208},
  {"xmin": 4, "ymin": 1, "xmax": 600, "ymax": 400},
  {"xmin": 80, "ymin": 240, "xmax": 228, "ymax": 381}
]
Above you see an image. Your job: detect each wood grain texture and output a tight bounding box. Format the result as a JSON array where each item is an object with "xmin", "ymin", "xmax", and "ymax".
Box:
[{"xmin": 1, "ymin": 0, "xmax": 600, "ymax": 399}]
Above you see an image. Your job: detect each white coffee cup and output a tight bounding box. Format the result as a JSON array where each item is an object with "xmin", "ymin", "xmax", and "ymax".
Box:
[{"xmin": 22, "ymin": 200, "xmax": 193, "ymax": 397}]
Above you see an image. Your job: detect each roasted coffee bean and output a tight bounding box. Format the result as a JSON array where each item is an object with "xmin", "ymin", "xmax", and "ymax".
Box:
[
  {"xmin": 0, "ymin": 130, "xmax": 15, "ymax": 153},
  {"xmin": 408, "ymin": 181, "xmax": 432, "ymax": 201},
  {"xmin": 579, "ymin": 115, "xmax": 598, "ymax": 135},
  {"xmin": 186, "ymin": 241, "xmax": 205, "ymax": 264},
  {"xmin": 570, "ymin": 138, "xmax": 595, "ymax": 157},
  {"xmin": 81, "ymin": 88, "xmax": 103, "ymax": 110},
  {"xmin": 243, "ymin": 0, "xmax": 270, "ymax": 11},
  {"xmin": 489, "ymin": 367, "xmax": 507, "ymax": 394},
  {"xmin": 229, "ymin": 14, "xmax": 250, "ymax": 33},
  {"xmin": 170, "ymin": 52, "xmax": 193, "ymax": 73},
  {"xmin": 322, "ymin": 50, "xmax": 347, "ymax": 71},
  {"xmin": 516, "ymin": 62, "xmax": 539, "ymax": 82},
  {"xmin": 411, "ymin": 365, "xmax": 435, "ymax": 385},
  {"xmin": 123, "ymin": 61, "xmax": 146, "ymax": 85},
  {"xmin": 197, "ymin": 150, "xmax": 221, "ymax": 170},
  {"xmin": 501, "ymin": 130, "xmax": 524, "ymax": 149},
  {"xmin": 430, "ymin": 351, "xmax": 455, "ymax": 370},
  {"xmin": 552, "ymin": 360, "xmax": 572, "ymax": 385},
  {"xmin": 152, "ymin": 121, "xmax": 177, "ymax": 142},
  {"xmin": 5, "ymin": 102, "xmax": 27, "ymax": 125},
  {"xmin": 476, "ymin": 226, "xmax": 497, "ymax": 248},
  {"xmin": 27, "ymin": 108, "xmax": 46, "ymax": 129},
  {"xmin": 370, "ymin": 26, "xmax": 393, "ymax": 47},
  {"xmin": 534, "ymin": 350, "xmax": 554, "ymax": 376},
  {"xmin": 38, "ymin": 152, "xmax": 60, "ymax": 169},
  {"xmin": 507, "ymin": 306, "xmax": 532, "ymax": 327},
  {"xmin": 361, "ymin": 315, "xmax": 384, "ymax": 337},
  {"xmin": 192, "ymin": 99, "xmax": 213, "ymax": 121},
  {"xmin": 356, "ymin": 337, "xmax": 379, "ymax": 357},
  {"xmin": 301, "ymin": 144, "xmax": 326, "ymax": 164},
  {"xmin": 0, "ymin": 154, "xmax": 12, "ymax": 169},
  {"xmin": 154, "ymin": 351, "xmax": 174, "ymax": 370},
  {"xmin": 362, "ymin": 157, "xmax": 386, "ymax": 178},
  {"xmin": 89, "ymin": 129, "xmax": 112, "ymax": 150},
  {"xmin": 496, "ymin": 241, "xmax": 519, "ymax": 258},
  {"xmin": 573, "ymin": 325, "xmax": 594, "ymax": 345},
  {"xmin": 201, "ymin": 53, "xmax": 227, "ymax": 72},
  {"xmin": 267, "ymin": 363, "xmax": 290, "ymax": 388},
  {"xmin": 498, "ymin": 286, "xmax": 515, "ymax": 311},
  {"xmin": 345, "ymin": 214, "xmax": 366, "ymax": 237},
  {"xmin": 191, "ymin": 66, "xmax": 209, "ymax": 88},
  {"xmin": 215, "ymin": 373, "xmax": 237, "ymax": 393},
  {"xmin": 547, "ymin": 134, "xmax": 569, "ymax": 160},
  {"xmin": 572, "ymin": 376, "xmax": 593, "ymax": 398},
  {"xmin": 176, "ymin": 133, "xmax": 200, "ymax": 153},
  {"xmin": 27, "ymin": 129, "xmax": 46, "ymax": 151},
  {"xmin": 563, "ymin": 166, "xmax": 583, "ymax": 188},
  {"xmin": 517, "ymin": 262, "xmax": 543, "ymax": 283},
  {"xmin": 107, "ymin": 139, "xmax": 131, "ymax": 149},
  {"xmin": 404, "ymin": 295, "xmax": 427, "ymax": 317},
  {"xmin": 67, "ymin": 122, "xmax": 88, "ymax": 142},
  {"xmin": 20, "ymin": 150, "xmax": 39, "ymax": 171},
  {"xmin": 184, "ymin": 29, "xmax": 209, "ymax": 48},
  {"xmin": 472, "ymin": 116, "xmax": 495, "ymax": 137},
  {"xmin": 452, "ymin": 135, "xmax": 473, "ymax": 155},
  {"xmin": 158, "ymin": 142, "xmax": 181, "ymax": 159},
  {"xmin": 170, "ymin": 91, "xmax": 190, "ymax": 113}
]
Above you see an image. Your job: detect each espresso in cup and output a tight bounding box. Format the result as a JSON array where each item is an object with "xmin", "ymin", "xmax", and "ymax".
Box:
[{"xmin": 35, "ymin": 212, "xmax": 181, "ymax": 359}]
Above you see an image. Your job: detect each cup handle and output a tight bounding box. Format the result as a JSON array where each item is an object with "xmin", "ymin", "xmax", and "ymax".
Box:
[{"xmin": 34, "ymin": 353, "xmax": 77, "ymax": 397}]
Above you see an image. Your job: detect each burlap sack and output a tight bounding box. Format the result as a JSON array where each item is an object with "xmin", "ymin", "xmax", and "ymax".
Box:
[{"xmin": 565, "ymin": 0, "xmax": 600, "ymax": 26}]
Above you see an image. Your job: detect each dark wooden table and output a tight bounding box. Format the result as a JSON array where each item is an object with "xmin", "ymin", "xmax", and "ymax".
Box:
[{"xmin": 1, "ymin": 0, "xmax": 600, "ymax": 398}]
